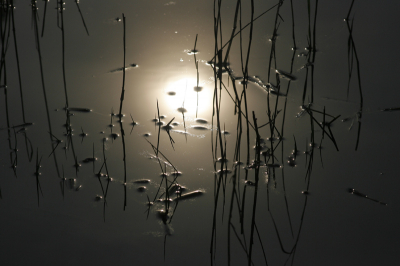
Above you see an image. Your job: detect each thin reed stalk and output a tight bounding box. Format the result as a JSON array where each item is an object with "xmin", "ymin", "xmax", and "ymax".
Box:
[
  {"xmin": 118, "ymin": 13, "xmax": 128, "ymax": 210},
  {"xmin": 31, "ymin": 0, "xmax": 60, "ymax": 177},
  {"xmin": 345, "ymin": 0, "xmax": 363, "ymax": 150},
  {"xmin": 74, "ymin": 0, "xmax": 89, "ymax": 35},
  {"xmin": 41, "ymin": 0, "xmax": 49, "ymax": 37},
  {"xmin": 247, "ymin": 111, "xmax": 260, "ymax": 266}
]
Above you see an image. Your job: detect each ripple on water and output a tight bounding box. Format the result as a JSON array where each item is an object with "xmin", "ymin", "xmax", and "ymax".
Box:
[
  {"xmin": 287, "ymin": 157, "xmax": 297, "ymax": 167},
  {"xmin": 169, "ymin": 184, "xmax": 187, "ymax": 194},
  {"xmin": 110, "ymin": 133, "xmax": 119, "ymax": 140},
  {"xmin": 170, "ymin": 171, "xmax": 182, "ymax": 177},
  {"xmin": 108, "ymin": 64, "xmax": 138, "ymax": 73},
  {"xmin": 275, "ymin": 69, "xmax": 296, "ymax": 81},
  {"xmin": 253, "ymin": 145, "xmax": 269, "ymax": 151},
  {"xmin": 137, "ymin": 186, "xmax": 146, "ymax": 192},
  {"xmin": 151, "ymin": 115, "xmax": 166, "ymax": 121},
  {"xmin": 216, "ymin": 169, "xmax": 232, "ymax": 174},
  {"xmin": 191, "ymin": 125, "xmax": 209, "ymax": 130},
  {"xmin": 82, "ymin": 157, "xmax": 97, "ymax": 163},
  {"xmin": 67, "ymin": 107, "xmax": 92, "ymax": 113},
  {"xmin": 195, "ymin": 118, "xmax": 208, "ymax": 124},
  {"xmin": 133, "ymin": 179, "xmax": 150, "ymax": 184},
  {"xmin": 216, "ymin": 157, "xmax": 228, "ymax": 163},
  {"xmin": 68, "ymin": 178, "xmax": 76, "ymax": 189},
  {"xmin": 266, "ymin": 136, "xmax": 281, "ymax": 142},
  {"xmin": 245, "ymin": 180, "xmax": 256, "ymax": 186},
  {"xmin": 267, "ymin": 163, "xmax": 281, "ymax": 168},
  {"xmin": 177, "ymin": 107, "xmax": 187, "ymax": 113},
  {"xmin": 171, "ymin": 130, "xmax": 189, "ymax": 135},
  {"xmin": 113, "ymin": 113, "xmax": 125, "ymax": 118},
  {"xmin": 162, "ymin": 125, "xmax": 174, "ymax": 131},
  {"xmin": 187, "ymin": 49, "xmax": 199, "ymax": 55}
]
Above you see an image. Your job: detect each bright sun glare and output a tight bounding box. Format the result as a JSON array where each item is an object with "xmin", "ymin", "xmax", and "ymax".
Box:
[{"xmin": 165, "ymin": 78, "xmax": 212, "ymax": 116}]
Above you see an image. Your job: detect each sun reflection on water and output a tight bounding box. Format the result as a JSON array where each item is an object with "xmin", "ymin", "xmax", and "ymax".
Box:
[{"xmin": 164, "ymin": 78, "xmax": 212, "ymax": 116}]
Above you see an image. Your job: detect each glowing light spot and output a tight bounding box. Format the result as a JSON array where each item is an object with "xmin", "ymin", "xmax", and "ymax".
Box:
[{"xmin": 164, "ymin": 78, "xmax": 211, "ymax": 115}]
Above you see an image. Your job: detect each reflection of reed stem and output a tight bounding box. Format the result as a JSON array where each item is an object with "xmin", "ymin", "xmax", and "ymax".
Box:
[
  {"xmin": 345, "ymin": 0, "xmax": 363, "ymax": 150},
  {"xmin": 248, "ymin": 111, "xmax": 260, "ymax": 266},
  {"xmin": 103, "ymin": 140, "xmax": 111, "ymax": 222},
  {"xmin": 31, "ymin": 1, "xmax": 60, "ymax": 177},
  {"xmin": 59, "ymin": 2, "xmax": 69, "ymax": 108},
  {"xmin": 10, "ymin": 0, "xmax": 26, "ymax": 123},
  {"xmin": 193, "ymin": 34, "xmax": 199, "ymax": 118},
  {"xmin": 41, "ymin": 0, "xmax": 49, "ymax": 37},
  {"xmin": 0, "ymin": 5, "xmax": 12, "ymax": 152},
  {"xmin": 75, "ymin": 0, "xmax": 90, "ymax": 36},
  {"xmin": 210, "ymin": 3, "xmax": 279, "ymax": 63},
  {"xmin": 58, "ymin": 3, "xmax": 80, "ymax": 175},
  {"xmin": 118, "ymin": 14, "xmax": 128, "ymax": 210}
]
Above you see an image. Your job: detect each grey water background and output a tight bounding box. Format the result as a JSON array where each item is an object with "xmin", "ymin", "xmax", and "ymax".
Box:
[{"xmin": 1, "ymin": 0, "xmax": 400, "ymax": 265}]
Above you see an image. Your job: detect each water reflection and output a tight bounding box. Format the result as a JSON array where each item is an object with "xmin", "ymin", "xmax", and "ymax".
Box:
[
  {"xmin": 164, "ymin": 78, "xmax": 212, "ymax": 115},
  {"xmin": 0, "ymin": 1, "xmax": 397, "ymax": 266}
]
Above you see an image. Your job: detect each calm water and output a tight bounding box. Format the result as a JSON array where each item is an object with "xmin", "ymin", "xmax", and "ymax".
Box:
[{"xmin": 1, "ymin": 1, "xmax": 400, "ymax": 265}]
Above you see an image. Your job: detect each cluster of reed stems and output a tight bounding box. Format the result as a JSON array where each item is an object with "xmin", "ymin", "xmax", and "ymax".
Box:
[{"xmin": 0, "ymin": 1, "xmax": 374, "ymax": 264}]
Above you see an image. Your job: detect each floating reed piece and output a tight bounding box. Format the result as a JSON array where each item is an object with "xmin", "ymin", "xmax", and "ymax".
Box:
[{"xmin": 349, "ymin": 188, "xmax": 387, "ymax": 206}]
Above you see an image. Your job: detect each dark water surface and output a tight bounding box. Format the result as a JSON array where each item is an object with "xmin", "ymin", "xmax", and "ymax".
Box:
[{"xmin": 1, "ymin": 1, "xmax": 400, "ymax": 265}]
